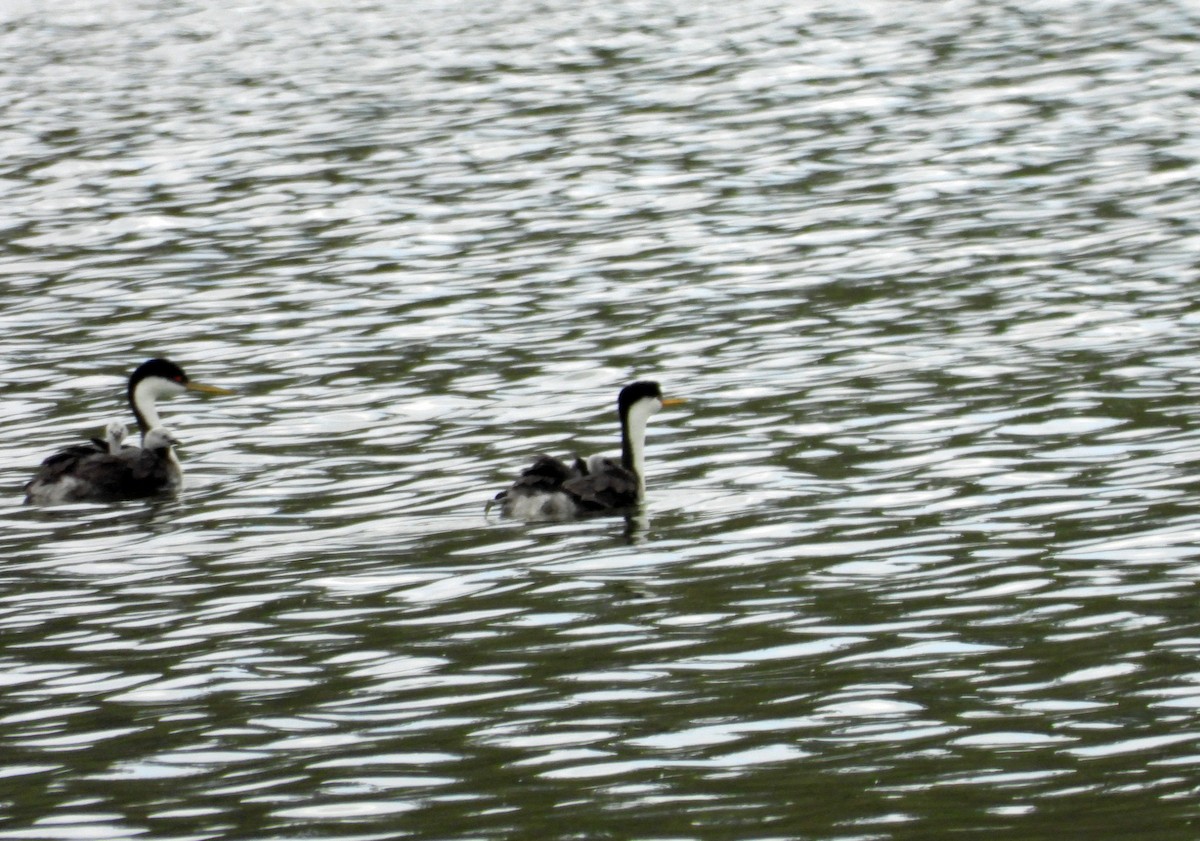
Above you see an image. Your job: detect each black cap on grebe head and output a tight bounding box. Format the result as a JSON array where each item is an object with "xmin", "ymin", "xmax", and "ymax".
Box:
[
  {"xmin": 618, "ymin": 381, "xmax": 664, "ymax": 416},
  {"xmin": 130, "ymin": 358, "xmax": 188, "ymax": 389}
]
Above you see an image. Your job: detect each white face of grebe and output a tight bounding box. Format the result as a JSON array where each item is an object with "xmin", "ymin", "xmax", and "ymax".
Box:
[{"xmin": 626, "ymin": 393, "xmax": 663, "ymax": 427}]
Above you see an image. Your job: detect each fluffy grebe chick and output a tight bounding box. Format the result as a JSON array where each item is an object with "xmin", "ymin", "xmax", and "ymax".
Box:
[{"xmin": 89, "ymin": 420, "xmax": 130, "ymax": 454}]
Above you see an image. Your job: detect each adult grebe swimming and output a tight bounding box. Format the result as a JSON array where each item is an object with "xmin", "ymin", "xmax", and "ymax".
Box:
[
  {"xmin": 490, "ymin": 381, "xmax": 683, "ymax": 520},
  {"xmin": 24, "ymin": 358, "xmax": 231, "ymax": 504}
]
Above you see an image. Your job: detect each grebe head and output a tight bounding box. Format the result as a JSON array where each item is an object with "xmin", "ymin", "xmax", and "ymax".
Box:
[
  {"xmin": 142, "ymin": 427, "xmax": 180, "ymax": 452},
  {"xmin": 127, "ymin": 358, "xmax": 232, "ymax": 435}
]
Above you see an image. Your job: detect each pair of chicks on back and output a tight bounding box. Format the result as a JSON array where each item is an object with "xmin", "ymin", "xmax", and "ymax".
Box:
[
  {"xmin": 23, "ymin": 358, "xmax": 228, "ymax": 505},
  {"xmin": 27, "ymin": 424, "xmax": 180, "ymax": 504}
]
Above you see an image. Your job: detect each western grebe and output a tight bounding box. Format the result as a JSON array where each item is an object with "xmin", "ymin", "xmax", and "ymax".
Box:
[
  {"xmin": 490, "ymin": 380, "xmax": 683, "ymax": 520},
  {"xmin": 24, "ymin": 358, "xmax": 231, "ymax": 504}
]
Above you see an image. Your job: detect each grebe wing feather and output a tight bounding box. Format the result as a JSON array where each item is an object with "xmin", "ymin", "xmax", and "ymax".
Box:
[{"xmin": 562, "ymin": 460, "xmax": 639, "ymax": 512}]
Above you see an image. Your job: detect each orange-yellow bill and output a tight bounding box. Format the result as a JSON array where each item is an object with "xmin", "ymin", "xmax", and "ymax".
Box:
[{"xmin": 187, "ymin": 381, "xmax": 235, "ymax": 396}]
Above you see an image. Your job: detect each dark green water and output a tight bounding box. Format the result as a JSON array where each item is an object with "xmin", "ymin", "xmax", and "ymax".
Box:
[{"xmin": 3, "ymin": 0, "xmax": 1200, "ymax": 838}]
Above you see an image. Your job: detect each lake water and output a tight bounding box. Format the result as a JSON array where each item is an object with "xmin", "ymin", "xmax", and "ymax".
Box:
[{"xmin": 3, "ymin": 0, "xmax": 1200, "ymax": 837}]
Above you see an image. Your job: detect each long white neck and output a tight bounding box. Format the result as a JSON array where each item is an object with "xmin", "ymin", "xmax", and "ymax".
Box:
[
  {"xmin": 621, "ymin": 399, "xmax": 657, "ymax": 500},
  {"xmin": 130, "ymin": 378, "xmax": 180, "ymax": 440}
]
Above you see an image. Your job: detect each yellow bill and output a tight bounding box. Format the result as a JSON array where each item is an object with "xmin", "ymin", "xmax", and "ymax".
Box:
[{"xmin": 187, "ymin": 381, "xmax": 235, "ymax": 396}]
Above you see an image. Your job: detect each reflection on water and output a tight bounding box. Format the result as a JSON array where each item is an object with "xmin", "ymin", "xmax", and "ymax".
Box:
[{"xmin": 3, "ymin": 0, "xmax": 1200, "ymax": 837}]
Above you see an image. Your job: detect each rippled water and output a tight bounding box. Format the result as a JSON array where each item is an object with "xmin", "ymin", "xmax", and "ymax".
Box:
[{"xmin": 4, "ymin": 0, "xmax": 1200, "ymax": 837}]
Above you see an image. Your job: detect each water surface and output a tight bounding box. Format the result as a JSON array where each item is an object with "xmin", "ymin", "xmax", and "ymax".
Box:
[{"xmin": 3, "ymin": 0, "xmax": 1200, "ymax": 838}]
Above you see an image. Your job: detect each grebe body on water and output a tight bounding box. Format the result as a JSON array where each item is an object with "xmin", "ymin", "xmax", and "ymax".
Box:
[
  {"xmin": 491, "ymin": 381, "xmax": 682, "ymax": 521},
  {"xmin": 24, "ymin": 359, "xmax": 230, "ymax": 504}
]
